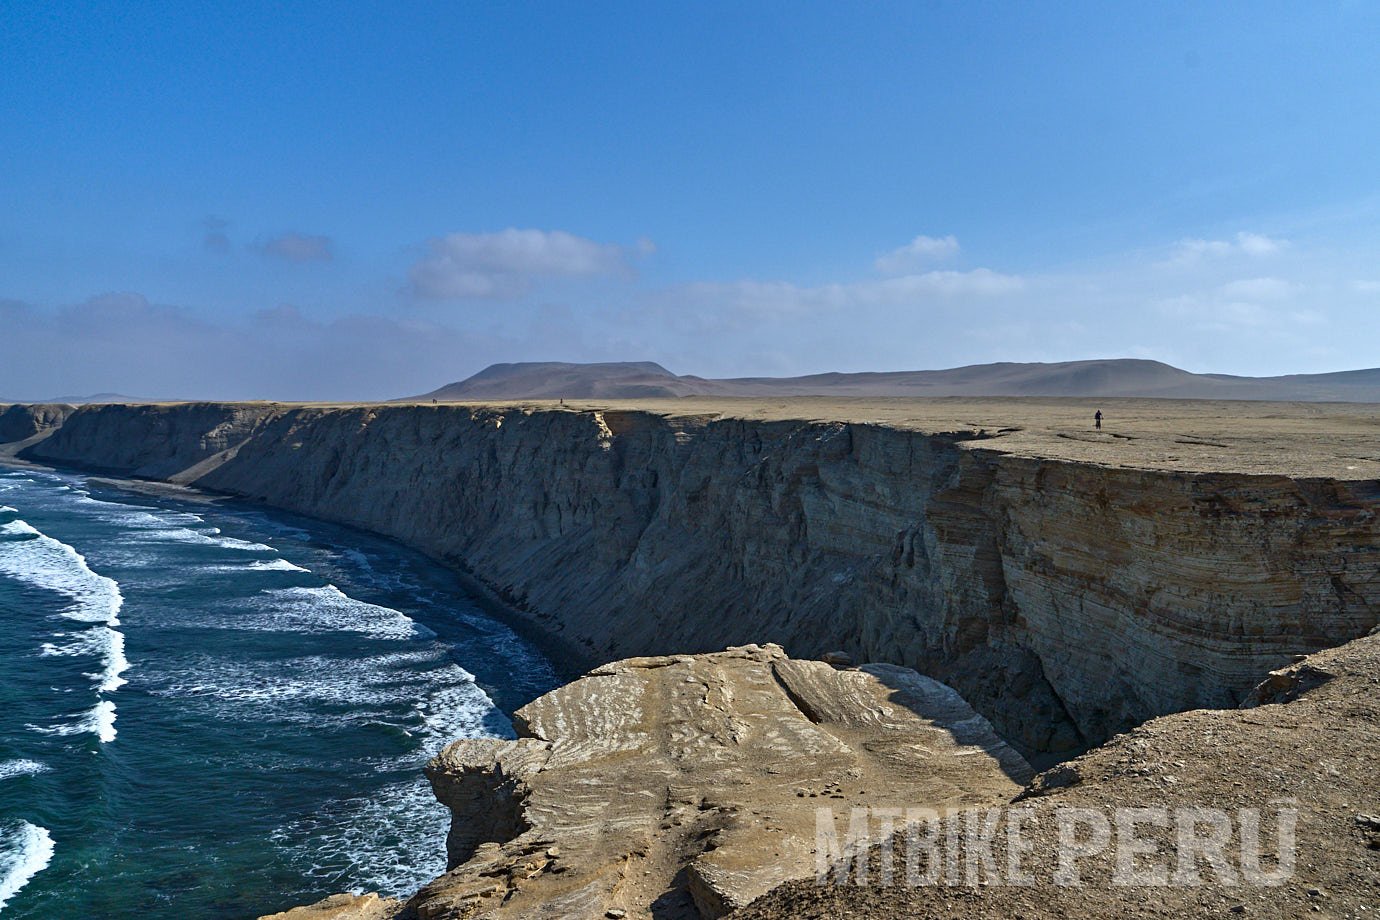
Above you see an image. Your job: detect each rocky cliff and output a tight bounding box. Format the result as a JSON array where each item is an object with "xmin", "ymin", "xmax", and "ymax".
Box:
[
  {"xmin": 412, "ymin": 644, "xmax": 1028, "ymax": 919},
  {"xmin": 738, "ymin": 625, "xmax": 1380, "ymax": 919},
  {"xmin": 0, "ymin": 402, "xmax": 75, "ymax": 446},
  {"xmin": 261, "ymin": 631, "xmax": 1380, "ymax": 920},
  {"xmin": 9, "ymin": 401, "xmax": 1380, "ymax": 755}
]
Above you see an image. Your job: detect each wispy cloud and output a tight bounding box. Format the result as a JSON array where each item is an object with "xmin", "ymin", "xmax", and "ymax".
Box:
[
  {"xmin": 1216, "ymin": 277, "xmax": 1297, "ymax": 300},
  {"xmin": 254, "ymin": 232, "xmax": 334, "ymax": 263},
  {"xmin": 8, "ymin": 228, "xmax": 1378, "ymax": 400},
  {"xmin": 1165, "ymin": 232, "xmax": 1288, "ymax": 265},
  {"xmin": 408, "ymin": 228, "xmax": 640, "ymax": 300},
  {"xmin": 874, "ymin": 234, "xmax": 960, "ymax": 274}
]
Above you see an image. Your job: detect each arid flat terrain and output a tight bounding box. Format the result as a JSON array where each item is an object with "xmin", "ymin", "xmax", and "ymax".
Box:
[
  {"xmin": 388, "ymin": 396, "xmax": 1380, "ymax": 480},
  {"xmin": 16, "ymin": 393, "xmax": 1380, "ymax": 480}
]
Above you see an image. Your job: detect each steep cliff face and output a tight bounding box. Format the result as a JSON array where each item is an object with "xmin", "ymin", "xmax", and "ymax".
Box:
[
  {"xmin": 0, "ymin": 403, "xmax": 77, "ymax": 444},
  {"xmin": 15, "ymin": 402, "xmax": 1380, "ymax": 753},
  {"xmin": 22, "ymin": 402, "xmax": 280, "ymax": 478}
]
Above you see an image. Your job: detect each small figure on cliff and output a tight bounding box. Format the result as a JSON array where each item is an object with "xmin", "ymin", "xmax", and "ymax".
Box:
[{"xmin": 1094, "ymin": 409, "xmax": 1103, "ymax": 430}]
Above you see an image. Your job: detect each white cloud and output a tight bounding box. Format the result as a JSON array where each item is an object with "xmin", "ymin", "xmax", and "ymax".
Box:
[
  {"xmin": 1165, "ymin": 232, "xmax": 1288, "ymax": 265},
  {"xmin": 869, "ymin": 268, "xmax": 1022, "ymax": 298},
  {"xmin": 255, "ymin": 232, "xmax": 334, "ymax": 263},
  {"xmin": 1155, "ymin": 278, "xmax": 1323, "ymax": 335},
  {"xmin": 408, "ymin": 228, "xmax": 638, "ymax": 300},
  {"xmin": 874, "ymin": 234, "xmax": 960, "ymax": 274},
  {"xmin": 1216, "ymin": 277, "xmax": 1297, "ymax": 300},
  {"xmin": 10, "ymin": 228, "xmax": 1379, "ymax": 401}
]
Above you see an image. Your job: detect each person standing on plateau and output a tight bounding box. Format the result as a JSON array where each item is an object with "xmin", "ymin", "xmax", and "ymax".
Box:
[{"xmin": 1094, "ymin": 409, "xmax": 1103, "ymax": 430}]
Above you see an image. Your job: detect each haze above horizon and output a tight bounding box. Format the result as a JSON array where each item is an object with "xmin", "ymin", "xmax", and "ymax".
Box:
[{"xmin": 4, "ymin": 2, "xmax": 1380, "ymax": 401}]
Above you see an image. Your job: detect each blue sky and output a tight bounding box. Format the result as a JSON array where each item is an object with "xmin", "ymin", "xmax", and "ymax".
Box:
[{"xmin": 3, "ymin": 1, "xmax": 1379, "ymax": 399}]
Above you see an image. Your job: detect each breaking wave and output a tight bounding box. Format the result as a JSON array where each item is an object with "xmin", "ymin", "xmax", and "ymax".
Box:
[{"xmin": 0, "ymin": 821, "xmax": 55, "ymax": 912}]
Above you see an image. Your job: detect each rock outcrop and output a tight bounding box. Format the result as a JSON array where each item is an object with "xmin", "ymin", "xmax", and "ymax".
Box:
[
  {"xmin": 411, "ymin": 644, "xmax": 1029, "ymax": 919},
  {"xmin": 0, "ymin": 402, "xmax": 75, "ymax": 447},
  {"xmin": 263, "ymin": 633, "xmax": 1380, "ymax": 919},
  {"xmin": 258, "ymin": 893, "xmax": 403, "ymax": 920},
  {"xmin": 738, "ymin": 626, "xmax": 1380, "ymax": 919},
  {"xmin": 10, "ymin": 401, "xmax": 1380, "ymax": 756}
]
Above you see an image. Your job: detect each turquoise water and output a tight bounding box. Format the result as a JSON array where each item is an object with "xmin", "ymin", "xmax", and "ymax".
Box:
[{"xmin": 0, "ymin": 466, "xmax": 558, "ymax": 918}]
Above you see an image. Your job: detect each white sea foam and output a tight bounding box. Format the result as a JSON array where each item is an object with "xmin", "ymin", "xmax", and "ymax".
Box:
[
  {"xmin": 0, "ymin": 516, "xmax": 126, "ymax": 742},
  {"xmin": 274, "ymin": 774, "xmax": 448, "ymax": 898},
  {"xmin": 0, "ymin": 760, "xmax": 50, "ymax": 782},
  {"xmin": 0, "ymin": 821, "xmax": 55, "ymax": 911},
  {"xmin": 59, "ymin": 488, "xmax": 277, "ymax": 553},
  {"xmin": 0, "ymin": 519, "xmax": 123, "ymax": 624},
  {"xmin": 201, "ymin": 557, "xmax": 312, "ymax": 577},
  {"xmin": 154, "ymin": 649, "xmax": 474, "ymax": 714},
  {"xmin": 247, "ymin": 558, "xmax": 310, "ymax": 573},
  {"xmin": 39, "ymin": 626, "xmax": 129, "ymax": 693},
  {"xmin": 89, "ymin": 699, "xmax": 117, "ymax": 743},
  {"xmin": 214, "ymin": 535, "xmax": 276, "ymax": 552},
  {"xmin": 265, "ymin": 665, "xmax": 504, "ymax": 897},
  {"xmin": 220, "ymin": 585, "xmax": 435, "ymax": 640},
  {"xmin": 414, "ymin": 677, "xmax": 504, "ymax": 752},
  {"xmin": 128, "ymin": 524, "xmax": 276, "ymax": 553},
  {"xmin": 27, "ymin": 699, "xmax": 117, "ymax": 744}
]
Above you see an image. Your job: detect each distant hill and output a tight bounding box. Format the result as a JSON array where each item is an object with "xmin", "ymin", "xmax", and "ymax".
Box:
[
  {"xmin": 417, "ymin": 362, "xmax": 709, "ymax": 400},
  {"xmin": 0, "ymin": 392, "xmax": 165, "ymax": 406},
  {"xmin": 411, "ymin": 359, "xmax": 1380, "ymax": 403}
]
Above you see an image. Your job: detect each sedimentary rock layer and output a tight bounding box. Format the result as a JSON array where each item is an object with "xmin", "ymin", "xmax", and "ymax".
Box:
[
  {"xmin": 258, "ymin": 893, "xmax": 403, "ymax": 920},
  {"xmin": 412, "ymin": 644, "xmax": 1029, "ymax": 919},
  {"xmin": 738, "ymin": 626, "xmax": 1380, "ymax": 919},
  {"xmin": 5, "ymin": 400, "xmax": 1379, "ymax": 753},
  {"xmin": 0, "ymin": 402, "xmax": 74, "ymax": 444}
]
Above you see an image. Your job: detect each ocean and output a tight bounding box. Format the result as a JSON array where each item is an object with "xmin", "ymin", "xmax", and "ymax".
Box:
[{"xmin": 0, "ymin": 465, "xmax": 559, "ymax": 918}]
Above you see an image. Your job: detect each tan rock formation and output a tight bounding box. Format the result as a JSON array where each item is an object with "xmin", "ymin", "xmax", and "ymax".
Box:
[
  {"xmin": 738, "ymin": 626, "xmax": 1380, "ymax": 918},
  {"xmin": 257, "ymin": 892, "xmax": 403, "ymax": 920},
  {"xmin": 410, "ymin": 644, "xmax": 1029, "ymax": 919}
]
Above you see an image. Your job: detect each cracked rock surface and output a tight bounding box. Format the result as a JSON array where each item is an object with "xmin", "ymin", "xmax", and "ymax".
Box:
[
  {"xmin": 408, "ymin": 644, "xmax": 1030, "ymax": 919},
  {"xmin": 738, "ymin": 628, "xmax": 1380, "ymax": 919}
]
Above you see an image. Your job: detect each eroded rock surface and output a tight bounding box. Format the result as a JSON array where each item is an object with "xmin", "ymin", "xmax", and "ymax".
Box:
[
  {"xmin": 738, "ymin": 628, "xmax": 1380, "ymax": 918},
  {"xmin": 257, "ymin": 892, "xmax": 403, "ymax": 920},
  {"xmin": 0, "ymin": 403, "xmax": 75, "ymax": 452},
  {"xmin": 410, "ymin": 645, "xmax": 1029, "ymax": 919}
]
